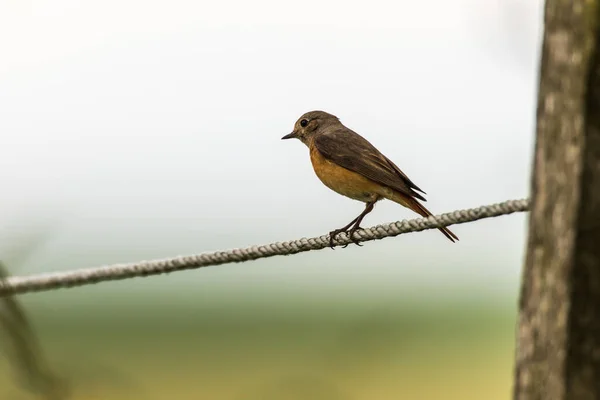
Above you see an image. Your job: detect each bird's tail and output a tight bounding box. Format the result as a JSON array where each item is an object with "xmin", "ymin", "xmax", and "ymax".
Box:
[{"xmin": 386, "ymin": 191, "xmax": 459, "ymax": 243}]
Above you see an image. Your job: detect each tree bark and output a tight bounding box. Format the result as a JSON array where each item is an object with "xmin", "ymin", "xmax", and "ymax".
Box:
[{"xmin": 514, "ymin": 1, "xmax": 600, "ymax": 400}]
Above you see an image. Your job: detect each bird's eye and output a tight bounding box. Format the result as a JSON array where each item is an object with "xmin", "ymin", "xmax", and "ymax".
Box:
[{"xmin": 300, "ymin": 119, "xmax": 309, "ymax": 127}]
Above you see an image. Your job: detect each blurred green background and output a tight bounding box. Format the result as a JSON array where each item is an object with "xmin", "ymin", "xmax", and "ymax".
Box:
[{"xmin": 1, "ymin": 272, "xmax": 518, "ymax": 400}]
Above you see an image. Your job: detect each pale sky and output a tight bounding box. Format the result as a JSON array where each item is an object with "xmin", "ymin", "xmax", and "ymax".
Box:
[{"xmin": 0, "ymin": 0, "xmax": 544, "ymax": 301}]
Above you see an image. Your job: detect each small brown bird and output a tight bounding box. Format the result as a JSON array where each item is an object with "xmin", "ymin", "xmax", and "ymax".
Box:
[{"xmin": 282, "ymin": 110, "xmax": 459, "ymax": 248}]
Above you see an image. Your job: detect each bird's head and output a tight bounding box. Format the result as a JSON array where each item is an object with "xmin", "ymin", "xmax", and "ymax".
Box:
[{"xmin": 282, "ymin": 110, "xmax": 340, "ymax": 145}]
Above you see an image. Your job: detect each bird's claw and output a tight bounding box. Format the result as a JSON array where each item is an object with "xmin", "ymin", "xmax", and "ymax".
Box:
[
  {"xmin": 343, "ymin": 227, "xmax": 364, "ymax": 248},
  {"xmin": 328, "ymin": 229, "xmax": 345, "ymax": 249},
  {"xmin": 329, "ymin": 226, "xmax": 364, "ymax": 249}
]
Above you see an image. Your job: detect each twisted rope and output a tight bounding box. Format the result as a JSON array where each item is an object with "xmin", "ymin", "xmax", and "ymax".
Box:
[{"xmin": 0, "ymin": 198, "xmax": 530, "ymax": 297}]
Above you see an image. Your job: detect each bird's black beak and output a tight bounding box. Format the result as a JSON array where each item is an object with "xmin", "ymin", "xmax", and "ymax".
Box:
[{"xmin": 281, "ymin": 131, "xmax": 298, "ymax": 140}]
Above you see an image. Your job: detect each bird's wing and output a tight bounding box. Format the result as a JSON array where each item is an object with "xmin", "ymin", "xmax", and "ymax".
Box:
[{"xmin": 313, "ymin": 129, "xmax": 427, "ymax": 201}]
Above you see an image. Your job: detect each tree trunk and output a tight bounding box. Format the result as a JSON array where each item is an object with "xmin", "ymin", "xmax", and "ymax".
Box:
[{"xmin": 514, "ymin": 1, "xmax": 600, "ymax": 399}]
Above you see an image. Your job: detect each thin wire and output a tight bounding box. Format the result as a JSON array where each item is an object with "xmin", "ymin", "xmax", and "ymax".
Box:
[{"xmin": 0, "ymin": 198, "xmax": 530, "ymax": 297}]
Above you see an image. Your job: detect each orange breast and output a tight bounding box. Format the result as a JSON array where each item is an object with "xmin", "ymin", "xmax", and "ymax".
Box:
[{"xmin": 309, "ymin": 145, "xmax": 382, "ymax": 202}]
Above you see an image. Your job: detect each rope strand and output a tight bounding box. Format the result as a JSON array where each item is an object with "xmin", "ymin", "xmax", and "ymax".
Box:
[{"xmin": 0, "ymin": 198, "xmax": 530, "ymax": 297}]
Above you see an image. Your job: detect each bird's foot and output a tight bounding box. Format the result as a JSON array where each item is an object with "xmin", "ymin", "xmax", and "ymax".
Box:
[
  {"xmin": 328, "ymin": 226, "xmax": 365, "ymax": 249},
  {"xmin": 328, "ymin": 228, "xmax": 347, "ymax": 249},
  {"xmin": 341, "ymin": 226, "xmax": 364, "ymax": 248}
]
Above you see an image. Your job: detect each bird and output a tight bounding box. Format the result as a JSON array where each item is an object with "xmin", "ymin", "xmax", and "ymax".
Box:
[{"xmin": 281, "ymin": 110, "xmax": 459, "ymax": 248}]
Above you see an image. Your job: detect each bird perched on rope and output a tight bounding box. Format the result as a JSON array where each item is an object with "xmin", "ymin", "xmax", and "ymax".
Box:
[{"xmin": 282, "ymin": 110, "xmax": 459, "ymax": 248}]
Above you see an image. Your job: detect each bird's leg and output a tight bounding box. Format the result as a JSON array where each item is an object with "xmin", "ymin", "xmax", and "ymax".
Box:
[
  {"xmin": 344, "ymin": 202, "xmax": 375, "ymax": 247},
  {"xmin": 328, "ymin": 216, "xmax": 360, "ymax": 248},
  {"xmin": 329, "ymin": 202, "xmax": 375, "ymax": 248}
]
